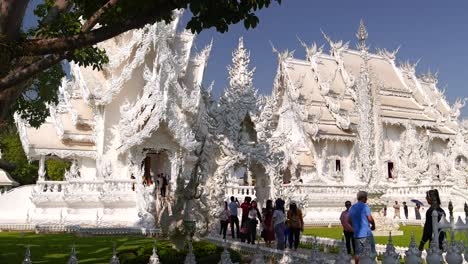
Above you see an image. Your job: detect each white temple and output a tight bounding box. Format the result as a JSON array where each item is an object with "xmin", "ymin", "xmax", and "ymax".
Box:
[{"xmin": 1, "ymin": 17, "xmax": 468, "ymax": 230}]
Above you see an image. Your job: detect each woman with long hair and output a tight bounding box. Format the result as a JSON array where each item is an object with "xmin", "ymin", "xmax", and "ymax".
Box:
[
  {"xmin": 219, "ymin": 201, "xmax": 230, "ymax": 239},
  {"xmin": 287, "ymin": 202, "xmax": 304, "ymax": 250},
  {"xmin": 419, "ymin": 189, "xmax": 446, "ymax": 251},
  {"xmin": 273, "ymin": 198, "xmax": 286, "ymax": 250},
  {"xmin": 262, "ymin": 199, "xmax": 275, "ymax": 246},
  {"xmin": 246, "ymin": 200, "xmax": 262, "ymax": 244}
]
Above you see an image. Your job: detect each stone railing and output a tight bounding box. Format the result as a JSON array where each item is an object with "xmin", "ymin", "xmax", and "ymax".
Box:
[
  {"xmin": 35, "ymin": 180, "xmax": 68, "ymax": 193},
  {"xmin": 281, "ymin": 184, "xmax": 357, "ymax": 196},
  {"xmin": 31, "ymin": 179, "xmax": 137, "ymax": 207},
  {"xmin": 0, "ymin": 223, "xmax": 161, "ymax": 237},
  {"xmin": 383, "ymin": 184, "xmax": 453, "ymax": 197},
  {"xmin": 225, "ymin": 185, "xmax": 256, "ymax": 198}
]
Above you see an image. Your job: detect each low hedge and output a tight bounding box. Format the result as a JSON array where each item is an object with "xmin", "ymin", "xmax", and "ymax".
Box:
[{"xmin": 118, "ymin": 240, "xmax": 242, "ymax": 264}]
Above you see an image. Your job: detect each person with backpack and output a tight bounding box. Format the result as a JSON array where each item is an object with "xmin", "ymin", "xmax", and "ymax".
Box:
[{"xmin": 286, "ymin": 202, "xmax": 304, "ymax": 250}]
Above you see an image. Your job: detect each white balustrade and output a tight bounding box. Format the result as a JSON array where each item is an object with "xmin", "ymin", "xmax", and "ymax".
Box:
[{"xmin": 225, "ymin": 185, "xmax": 256, "ymax": 198}]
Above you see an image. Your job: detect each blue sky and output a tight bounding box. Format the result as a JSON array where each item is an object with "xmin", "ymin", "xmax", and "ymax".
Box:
[
  {"xmin": 187, "ymin": 0, "xmax": 468, "ymax": 117},
  {"xmin": 24, "ymin": 0, "xmax": 468, "ymax": 116}
]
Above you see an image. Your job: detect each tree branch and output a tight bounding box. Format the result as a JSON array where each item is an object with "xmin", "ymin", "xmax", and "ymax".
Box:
[
  {"xmin": 0, "ymin": 54, "xmax": 65, "ymax": 91},
  {"xmin": 81, "ymin": 0, "xmax": 119, "ymax": 32},
  {"xmin": 0, "ymin": 0, "xmax": 30, "ymax": 40},
  {"xmin": 19, "ymin": 13, "xmax": 158, "ymax": 57}
]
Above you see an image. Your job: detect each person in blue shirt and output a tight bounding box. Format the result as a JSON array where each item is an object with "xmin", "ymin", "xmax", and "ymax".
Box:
[{"xmin": 348, "ymin": 191, "xmax": 376, "ymax": 264}]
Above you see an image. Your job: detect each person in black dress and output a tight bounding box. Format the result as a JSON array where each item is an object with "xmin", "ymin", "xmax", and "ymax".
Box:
[{"xmin": 419, "ymin": 189, "xmax": 445, "ymax": 251}]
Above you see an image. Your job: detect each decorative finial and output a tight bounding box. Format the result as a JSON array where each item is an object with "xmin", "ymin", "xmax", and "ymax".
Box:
[
  {"xmin": 149, "ymin": 240, "xmax": 160, "ymax": 264},
  {"xmin": 218, "ymin": 240, "xmax": 233, "ymax": 264},
  {"xmin": 22, "ymin": 244, "xmax": 32, "ymax": 264},
  {"xmin": 109, "ymin": 242, "xmax": 120, "ymax": 264},
  {"xmin": 448, "ymin": 201, "xmax": 453, "ymax": 217},
  {"xmin": 356, "ymin": 19, "xmax": 368, "ymax": 51},
  {"xmin": 68, "ymin": 243, "xmax": 78, "ymax": 264}
]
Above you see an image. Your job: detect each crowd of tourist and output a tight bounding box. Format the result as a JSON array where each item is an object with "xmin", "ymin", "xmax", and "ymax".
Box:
[
  {"xmin": 219, "ymin": 188, "xmax": 446, "ymax": 264},
  {"xmin": 222, "ymin": 196, "xmax": 304, "ymax": 250},
  {"xmin": 339, "ymin": 189, "xmax": 445, "ymax": 264}
]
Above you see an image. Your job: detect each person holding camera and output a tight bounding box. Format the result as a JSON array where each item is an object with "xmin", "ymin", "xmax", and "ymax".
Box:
[
  {"xmin": 228, "ymin": 196, "xmax": 240, "ymax": 239},
  {"xmin": 348, "ymin": 191, "xmax": 376, "ymax": 264}
]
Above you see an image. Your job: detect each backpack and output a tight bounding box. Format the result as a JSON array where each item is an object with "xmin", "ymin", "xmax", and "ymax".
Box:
[{"xmin": 289, "ymin": 212, "xmax": 302, "ymax": 228}]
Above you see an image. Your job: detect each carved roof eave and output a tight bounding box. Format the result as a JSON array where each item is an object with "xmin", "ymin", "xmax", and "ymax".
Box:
[
  {"xmin": 381, "ymin": 117, "xmax": 436, "ymax": 128},
  {"xmin": 315, "ymin": 134, "xmax": 356, "ymax": 142},
  {"xmin": 27, "ymin": 148, "xmax": 97, "ymax": 160},
  {"xmin": 428, "ymin": 133, "xmax": 454, "ymax": 141}
]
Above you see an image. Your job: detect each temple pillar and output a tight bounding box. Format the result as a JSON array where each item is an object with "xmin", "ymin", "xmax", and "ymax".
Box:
[{"xmin": 38, "ymin": 155, "xmax": 46, "ymax": 181}]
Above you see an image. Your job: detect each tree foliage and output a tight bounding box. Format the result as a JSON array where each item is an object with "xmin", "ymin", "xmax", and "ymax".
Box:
[
  {"xmin": 0, "ymin": 0, "xmax": 281, "ymax": 128},
  {"xmin": 0, "ymin": 125, "xmax": 70, "ymax": 184}
]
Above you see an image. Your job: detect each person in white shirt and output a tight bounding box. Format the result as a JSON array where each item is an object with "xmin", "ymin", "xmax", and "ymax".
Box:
[
  {"xmin": 228, "ymin": 196, "xmax": 240, "ymax": 238},
  {"xmin": 273, "ymin": 198, "xmax": 286, "ymax": 250}
]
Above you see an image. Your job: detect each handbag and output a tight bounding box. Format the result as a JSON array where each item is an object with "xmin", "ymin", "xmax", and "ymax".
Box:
[{"xmin": 240, "ymin": 226, "xmax": 248, "ymax": 234}]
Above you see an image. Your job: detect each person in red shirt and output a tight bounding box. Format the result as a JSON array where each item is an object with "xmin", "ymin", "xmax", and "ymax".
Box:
[
  {"xmin": 240, "ymin": 196, "xmax": 252, "ymax": 242},
  {"xmin": 340, "ymin": 200, "xmax": 355, "ymax": 255}
]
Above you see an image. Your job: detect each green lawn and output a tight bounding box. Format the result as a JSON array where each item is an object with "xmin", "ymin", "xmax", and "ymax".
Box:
[
  {"xmin": 0, "ymin": 232, "xmax": 155, "ymax": 263},
  {"xmin": 304, "ymin": 226, "xmax": 466, "ymax": 248},
  {"xmin": 0, "ymin": 232, "xmax": 243, "ymax": 264}
]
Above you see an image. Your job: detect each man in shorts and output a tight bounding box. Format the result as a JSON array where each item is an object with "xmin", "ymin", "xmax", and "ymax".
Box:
[{"xmin": 348, "ymin": 191, "xmax": 376, "ymax": 264}]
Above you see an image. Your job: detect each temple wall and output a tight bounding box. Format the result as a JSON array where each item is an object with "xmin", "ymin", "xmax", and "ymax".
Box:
[
  {"xmin": 101, "ymin": 65, "xmax": 145, "ymax": 179},
  {"xmin": 78, "ymin": 157, "xmax": 97, "ymax": 180}
]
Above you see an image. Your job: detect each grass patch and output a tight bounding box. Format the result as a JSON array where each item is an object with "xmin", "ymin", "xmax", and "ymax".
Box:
[{"xmin": 0, "ymin": 232, "xmax": 241, "ymax": 264}]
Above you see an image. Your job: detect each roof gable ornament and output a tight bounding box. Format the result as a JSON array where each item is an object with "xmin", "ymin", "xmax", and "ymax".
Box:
[
  {"xmin": 298, "ymin": 37, "xmax": 323, "ymax": 63},
  {"xmin": 419, "ymin": 69, "xmax": 439, "ymax": 84},
  {"xmin": 321, "ymin": 30, "xmax": 349, "ymax": 58},
  {"xmin": 399, "ymin": 59, "xmax": 420, "ymax": 74},
  {"xmin": 356, "ymin": 19, "xmax": 369, "ymax": 52},
  {"xmin": 377, "ymin": 46, "xmax": 400, "ymax": 61}
]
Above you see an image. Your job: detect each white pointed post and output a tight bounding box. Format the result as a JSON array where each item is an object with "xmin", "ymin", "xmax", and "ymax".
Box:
[
  {"xmin": 445, "ymin": 201, "xmax": 463, "ymax": 264},
  {"xmin": 109, "ymin": 243, "xmax": 120, "ymax": 264},
  {"xmin": 218, "ymin": 240, "xmax": 233, "ymax": 264},
  {"xmin": 308, "ymin": 236, "xmax": 326, "ymax": 263},
  {"xmin": 184, "ymin": 239, "xmax": 196, "ymax": 264},
  {"xmin": 68, "ymin": 243, "xmax": 79, "ymax": 264},
  {"xmin": 359, "ymin": 237, "xmax": 376, "ymax": 264},
  {"xmin": 405, "ymin": 232, "xmax": 422, "ymax": 264},
  {"xmin": 22, "ymin": 244, "xmax": 32, "ymax": 264},
  {"xmin": 335, "ymin": 237, "xmax": 352, "ymax": 264},
  {"xmin": 382, "ymin": 232, "xmax": 399, "ymax": 264},
  {"xmin": 278, "ymin": 249, "xmax": 294, "ymax": 264},
  {"xmin": 148, "ymin": 240, "xmax": 160, "ymax": 264},
  {"xmin": 250, "ymin": 245, "xmax": 265, "ymax": 264}
]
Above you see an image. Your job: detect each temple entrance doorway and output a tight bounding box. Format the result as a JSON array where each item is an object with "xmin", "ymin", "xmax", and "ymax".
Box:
[
  {"xmin": 142, "ymin": 149, "xmax": 171, "ymax": 197},
  {"xmin": 250, "ymin": 161, "xmax": 269, "ymax": 209}
]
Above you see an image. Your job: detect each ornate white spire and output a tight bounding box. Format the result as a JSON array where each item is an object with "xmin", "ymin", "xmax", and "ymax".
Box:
[
  {"xmin": 227, "ymin": 37, "xmax": 256, "ymax": 94},
  {"xmin": 109, "ymin": 243, "xmax": 120, "ymax": 264},
  {"xmin": 356, "ymin": 19, "xmax": 369, "ymax": 51}
]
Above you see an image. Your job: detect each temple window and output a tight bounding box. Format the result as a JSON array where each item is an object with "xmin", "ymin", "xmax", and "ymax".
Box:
[
  {"xmin": 335, "ymin": 160, "xmax": 341, "ymax": 172},
  {"xmin": 436, "ymin": 164, "xmax": 440, "ymax": 179},
  {"xmin": 387, "ymin": 162, "xmax": 394, "ymax": 179}
]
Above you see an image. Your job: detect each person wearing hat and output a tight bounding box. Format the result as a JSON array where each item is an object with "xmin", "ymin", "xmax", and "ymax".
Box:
[{"xmin": 286, "ymin": 201, "xmax": 304, "ymax": 250}]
